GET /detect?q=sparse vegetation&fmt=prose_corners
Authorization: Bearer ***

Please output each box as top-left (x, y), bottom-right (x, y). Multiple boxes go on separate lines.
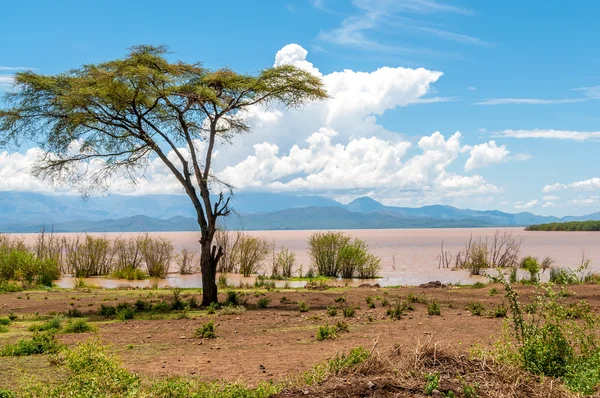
top-left (298, 301), bottom-right (309, 312)
top-left (427, 301), bottom-right (441, 316)
top-left (196, 320), bottom-right (217, 339)
top-left (467, 301), bottom-right (485, 316)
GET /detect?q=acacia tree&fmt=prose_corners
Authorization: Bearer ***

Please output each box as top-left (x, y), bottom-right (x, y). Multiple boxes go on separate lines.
top-left (0, 46), bottom-right (326, 304)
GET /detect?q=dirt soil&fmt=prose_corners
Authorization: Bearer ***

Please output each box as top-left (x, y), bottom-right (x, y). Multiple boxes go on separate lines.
top-left (1, 283), bottom-right (599, 391)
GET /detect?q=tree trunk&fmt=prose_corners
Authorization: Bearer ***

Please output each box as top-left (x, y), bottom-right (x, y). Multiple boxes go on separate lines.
top-left (200, 237), bottom-right (221, 306)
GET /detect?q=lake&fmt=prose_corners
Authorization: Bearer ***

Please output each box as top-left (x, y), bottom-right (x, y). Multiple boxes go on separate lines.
top-left (14, 227), bottom-right (597, 288)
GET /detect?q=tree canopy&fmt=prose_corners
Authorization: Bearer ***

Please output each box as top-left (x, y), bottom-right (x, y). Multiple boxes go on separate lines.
top-left (0, 45), bottom-right (327, 304)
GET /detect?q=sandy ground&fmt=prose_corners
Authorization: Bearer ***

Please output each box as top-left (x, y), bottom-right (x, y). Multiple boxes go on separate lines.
top-left (1, 283), bottom-right (598, 389)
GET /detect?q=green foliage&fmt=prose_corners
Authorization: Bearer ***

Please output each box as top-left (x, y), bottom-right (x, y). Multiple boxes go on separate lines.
top-left (206, 302), bottom-right (220, 314)
top-left (0, 249), bottom-right (59, 286)
top-left (495, 279), bottom-right (600, 395)
top-left (427, 301), bottom-right (441, 316)
top-left (407, 293), bottom-right (428, 303)
top-left (307, 232), bottom-right (381, 278)
top-left (169, 289), bottom-right (186, 311)
top-left (334, 295), bottom-right (346, 303)
top-left (110, 267), bottom-right (147, 280)
top-left (256, 297), bottom-right (270, 308)
top-left (342, 305), bottom-right (355, 318)
top-left (233, 235), bottom-right (271, 277)
top-left (0, 282), bottom-right (22, 293)
top-left (489, 287), bottom-right (498, 296)
top-left (63, 318), bottom-right (95, 333)
top-left (116, 305), bottom-right (135, 321)
top-left (387, 299), bottom-right (407, 320)
top-left (520, 256), bottom-right (540, 283)
top-left (0, 331), bottom-right (62, 356)
top-left (298, 301), bottom-right (309, 312)
top-left (0, 389), bottom-right (15, 398)
top-left (218, 305), bottom-right (246, 315)
top-left (467, 301), bottom-right (485, 316)
top-left (0, 317), bottom-right (11, 326)
top-left (316, 324), bottom-right (337, 341)
top-left (326, 306), bottom-right (338, 316)
top-left (196, 320), bottom-right (216, 339)
top-left (491, 303), bottom-right (508, 318)
top-left (526, 220), bottom-right (600, 231)
top-left (225, 290), bottom-right (239, 306)
top-left (471, 282), bottom-right (486, 289)
top-left (0, 325), bottom-right (8, 333)
top-left (424, 373), bottom-right (440, 396)
top-left (28, 316), bottom-right (62, 332)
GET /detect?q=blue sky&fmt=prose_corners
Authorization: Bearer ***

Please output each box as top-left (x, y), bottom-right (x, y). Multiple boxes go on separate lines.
top-left (1, 0), bottom-right (599, 217)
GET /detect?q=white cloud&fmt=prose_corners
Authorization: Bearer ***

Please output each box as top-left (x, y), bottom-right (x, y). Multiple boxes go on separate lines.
top-left (0, 75), bottom-right (15, 90)
top-left (0, 44), bottom-right (510, 208)
top-left (464, 140), bottom-right (509, 171)
top-left (468, 86), bottom-right (476, 91)
top-left (574, 85), bottom-right (600, 98)
top-left (542, 202), bottom-right (557, 208)
top-left (494, 129), bottom-right (600, 142)
top-left (514, 199), bottom-right (539, 210)
top-left (474, 98), bottom-right (586, 105)
top-left (567, 196), bottom-right (600, 206)
top-left (543, 195), bottom-right (559, 201)
top-left (543, 178), bottom-right (600, 193)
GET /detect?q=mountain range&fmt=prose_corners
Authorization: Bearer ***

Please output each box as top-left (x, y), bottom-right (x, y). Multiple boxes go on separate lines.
top-left (0, 191), bottom-right (599, 233)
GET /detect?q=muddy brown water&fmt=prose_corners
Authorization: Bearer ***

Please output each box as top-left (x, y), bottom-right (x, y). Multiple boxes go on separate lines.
top-left (13, 227), bottom-right (600, 288)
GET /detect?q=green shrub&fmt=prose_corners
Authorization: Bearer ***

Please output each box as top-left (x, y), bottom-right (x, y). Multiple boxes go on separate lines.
top-left (152, 301), bottom-right (171, 313)
top-left (491, 303), bottom-right (508, 318)
top-left (170, 289), bottom-right (186, 310)
top-left (489, 287), bottom-right (498, 296)
top-left (387, 299), bottom-right (407, 320)
top-left (28, 316), bottom-right (62, 332)
top-left (206, 302), bottom-right (220, 314)
top-left (195, 320), bottom-right (216, 339)
top-left (225, 290), bottom-right (239, 306)
top-left (135, 299), bottom-right (152, 311)
top-left (63, 319), bottom-right (95, 333)
top-left (219, 305), bottom-right (246, 316)
top-left (99, 304), bottom-right (117, 317)
top-left (0, 317), bottom-right (11, 326)
top-left (316, 324), bottom-right (337, 341)
top-left (298, 301), bottom-right (309, 312)
top-left (0, 331), bottom-right (62, 356)
top-left (334, 295), bottom-right (346, 303)
top-left (427, 301), bottom-right (441, 316)
top-left (116, 307), bottom-right (135, 321)
top-left (326, 306), bottom-right (338, 316)
top-left (66, 308), bottom-right (83, 317)
top-left (111, 267), bottom-right (147, 280)
top-left (424, 373), bottom-right (440, 396)
top-left (7, 313), bottom-right (17, 321)
top-left (467, 301), bottom-right (485, 316)
top-left (0, 283), bottom-right (22, 293)
top-left (407, 293), bottom-right (427, 303)
top-left (0, 325), bottom-right (8, 333)
top-left (327, 347), bottom-right (369, 375)
top-left (0, 389), bottom-right (15, 398)
top-left (256, 297), bottom-right (270, 308)
top-left (520, 256), bottom-right (540, 283)
top-left (342, 305), bottom-right (355, 318)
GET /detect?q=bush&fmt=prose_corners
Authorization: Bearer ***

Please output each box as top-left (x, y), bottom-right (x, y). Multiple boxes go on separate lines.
top-left (111, 266), bottom-right (147, 280)
top-left (491, 303), bottom-right (508, 318)
top-left (387, 299), bottom-right (407, 320)
top-left (170, 289), bottom-right (186, 311)
top-left (520, 256), bottom-right (540, 283)
top-left (116, 306), bottom-right (135, 321)
top-left (495, 280), bottom-right (600, 395)
top-left (326, 306), bottom-right (338, 316)
top-left (66, 308), bottom-right (83, 317)
top-left (196, 320), bottom-right (216, 339)
top-left (342, 305), bottom-right (355, 318)
top-left (140, 235), bottom-right (173, 278)
top-left (232, 235), bottom-right (270, 277)
top-left (298, 301), bottom-right (309, 312)
top-left (28, 316), bottom-right (62, 332)
top-left (308, 232), bottom-right (381, 278)
top-left (0, 317), bottom-right (11, 326)
top-left (467, 301), bottom-right (485, 316)
top-left (0, 331), bottom-right (62, 356)
top-left (427, 301), bottom-right (441, 316)
top-left (256, 297), bottom-right (270, 308)
top-left (225, 291), bottom-right (240, 306)
top-left (63, 319), bottom-right (95, 333)
top-left (316, 324), bottom-right (337, 341)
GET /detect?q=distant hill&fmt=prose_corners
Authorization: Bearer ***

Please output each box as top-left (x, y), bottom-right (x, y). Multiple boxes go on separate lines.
top-left (1, 192), bottom-right (599, 233)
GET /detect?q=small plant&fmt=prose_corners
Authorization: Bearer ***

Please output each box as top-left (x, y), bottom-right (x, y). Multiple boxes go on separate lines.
top-left (467, 301), bottom-right (485, 316)
top-left (424, 372), bottom-right (440, 396)
top-left (298, 301), bottom-right (309, 312)
top-left (316, 324), bottom-right (337, 341)
top-left (219, 305), bottom-right (246, 315)
top-left (462, 382), bottom-right (479, 398)
top-left (335, 321), bottom-right (349, 333)
top-left (225, 290), bottom-right (239, 306)
top-left (0, 331), bottom-right (62, 356)
top-left (8, 313), bottom-right (18, 321)
top-left (28, 316), bottom-right (62, 332)
top-left (256, 297), bottom-right (270, 308)
top-left (280, 296), bottom-right (293, 304)
top-left (0, 317), bottom-right (11, 326)
top-left (170, 289), bottom-right (186, 310)
top-left (151, 301), bottom-right (171, 313)
top-left (334, 295), bottom-right (346, 303)
top-left (326, 306), bottom-right (338, 316)
top-left (187, 296), bottom-right (199, 309)
top-left (381, 297), bottom-right (389, 307)
top-left (195, 320), bottom-right (216, 339)
top-left (491, 303), bottom-right (508, 318)
top-left (99, 304), bottom-right (117, 317)
top-left (427, 301), bottom-right (441, 316)
top-left (206, 302), bottom-right (220, 314)
top-left (520, 256), bottom-right (540, 283)
top-left (116, 307), bottom-right (135, 321)
top-left (387, 299), bottom-right (406, 320)
top-left (407, 293), bottom-right (428, 303)
top-left (342, 305), bottom-right (355, 318)
top-left (66, 308), bottom-right (83, 318)
top-left (489, 287), bottom-right (498, 296)
top-left (63, 319), bottom-right (95, 333)
top-left (471, 282), bottom-right (486, 289)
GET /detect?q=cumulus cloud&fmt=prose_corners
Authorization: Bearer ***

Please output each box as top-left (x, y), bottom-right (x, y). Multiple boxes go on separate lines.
top-left (464, 140), bottom-right (509, 171)
top-left (567, 196), bottom-right (600, 206)
top-left (543, 178), bottom-right (600, 193)
top-left (543, 195), bottom-right (560, 201)
top-left (514, 199), bottom-right (539, 210)
top-left (494, 129), bottom-right (600, 141)
top-left (0, 44), bottom-right (512, 207)
top-left (542, 202), bottom-right (557, 208)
